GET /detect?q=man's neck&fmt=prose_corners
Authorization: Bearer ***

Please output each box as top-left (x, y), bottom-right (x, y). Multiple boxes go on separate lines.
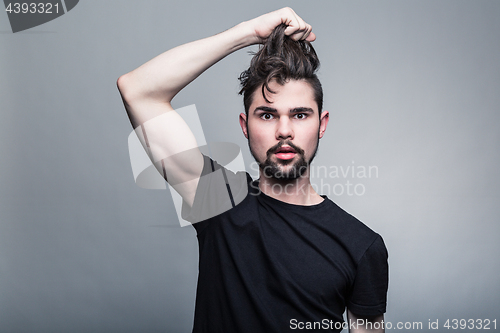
top-left (258, 170), bottom-right (324, 206)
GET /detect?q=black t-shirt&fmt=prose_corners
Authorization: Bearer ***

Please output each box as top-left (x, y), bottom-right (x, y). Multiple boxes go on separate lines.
top-left (183, 156), bottom-right (388, 333)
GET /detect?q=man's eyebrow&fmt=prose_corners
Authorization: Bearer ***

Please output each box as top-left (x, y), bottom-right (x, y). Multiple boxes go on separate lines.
top-left (253, 106), bottom-right (315, 114)
top-left (290, 107), bottom-right (314, 113)
top-left (253, 106), bottom-right (277, 113)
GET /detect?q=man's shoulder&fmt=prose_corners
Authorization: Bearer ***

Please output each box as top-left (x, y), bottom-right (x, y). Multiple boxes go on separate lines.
top-left (321, 197), bottom-right (384, 254)
top-left (324, 198), bottom-right (376, 231)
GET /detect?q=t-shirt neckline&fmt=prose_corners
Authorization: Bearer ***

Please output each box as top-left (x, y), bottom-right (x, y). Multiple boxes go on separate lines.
top-left (252, 180), bottom-right (329, 210)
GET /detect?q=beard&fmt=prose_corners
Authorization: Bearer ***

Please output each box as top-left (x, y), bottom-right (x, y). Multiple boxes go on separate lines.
top-left (248, 132), bottom-right (320, 181)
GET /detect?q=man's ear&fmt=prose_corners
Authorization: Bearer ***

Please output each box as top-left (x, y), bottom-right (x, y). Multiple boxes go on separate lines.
top-left (319, 110), bottom-right (329, 139)
top-left (239, 113), bottom-right (248, 139)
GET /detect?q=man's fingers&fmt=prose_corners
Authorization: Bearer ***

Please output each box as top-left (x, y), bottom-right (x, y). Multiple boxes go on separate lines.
top-left (305, 31), bottom-right (316, 42)
top-left (302, 24), bottom-right (315, 41)
top-left (252, 7), bottom-right (315, 43)
top-left (285, 23), bottom-right (314, 42)
top-left (299, 24), bottom-right (313, 41)
top-left (281, 8), bottom-right (314, 42)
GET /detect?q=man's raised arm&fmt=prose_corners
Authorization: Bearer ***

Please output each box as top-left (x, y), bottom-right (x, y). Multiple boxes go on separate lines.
top-left (117, 7), bottom-right (315, 206)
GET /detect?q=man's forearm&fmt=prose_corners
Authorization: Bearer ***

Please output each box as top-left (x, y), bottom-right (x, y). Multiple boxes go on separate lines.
top-left (118, 21), bottom-right (256, 107)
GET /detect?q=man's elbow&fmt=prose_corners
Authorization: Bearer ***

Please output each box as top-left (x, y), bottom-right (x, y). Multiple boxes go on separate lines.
top-left (117, 73), bottom-right (136, 102)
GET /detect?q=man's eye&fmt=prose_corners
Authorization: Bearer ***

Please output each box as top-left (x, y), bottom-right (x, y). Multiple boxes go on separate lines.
top-left (261, 113), bottom-right (274, 120)
top-left (294, 113), bottom-right (307, 119)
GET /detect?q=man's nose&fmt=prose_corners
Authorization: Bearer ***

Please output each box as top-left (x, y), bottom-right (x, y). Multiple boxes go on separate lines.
top-left (276, 117), bottom-right (294, 140)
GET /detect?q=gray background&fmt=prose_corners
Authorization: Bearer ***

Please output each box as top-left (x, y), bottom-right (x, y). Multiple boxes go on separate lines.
top-left (1, 0), bottom-right (499, 332)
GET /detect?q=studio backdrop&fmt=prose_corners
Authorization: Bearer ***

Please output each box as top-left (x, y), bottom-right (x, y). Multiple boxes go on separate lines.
top-left (1, 0), bottom-right (499, 332)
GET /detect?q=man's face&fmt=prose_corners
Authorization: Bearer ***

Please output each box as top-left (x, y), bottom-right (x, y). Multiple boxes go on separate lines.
top-left (239, 79), bottom-right (329, 180)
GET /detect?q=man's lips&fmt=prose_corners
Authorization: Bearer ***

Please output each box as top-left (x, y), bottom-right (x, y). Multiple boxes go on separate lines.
top-left (274, 146), bottom-right (296, 160)
top-left (275, 152), bottom-right (296, 160)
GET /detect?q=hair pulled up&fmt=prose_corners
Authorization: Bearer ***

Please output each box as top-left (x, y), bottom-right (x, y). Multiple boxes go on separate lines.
top-left (238, 23), bottom-right (323, 114)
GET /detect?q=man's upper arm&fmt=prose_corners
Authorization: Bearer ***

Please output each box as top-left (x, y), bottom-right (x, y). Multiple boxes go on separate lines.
top-left (347, 235), bottom-right (389, 315)
top-left (118, 76), bottom-right (203, 206)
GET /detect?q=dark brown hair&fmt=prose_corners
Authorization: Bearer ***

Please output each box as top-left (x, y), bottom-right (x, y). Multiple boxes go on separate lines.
top-left (238, 23), bottom-right (323, 115)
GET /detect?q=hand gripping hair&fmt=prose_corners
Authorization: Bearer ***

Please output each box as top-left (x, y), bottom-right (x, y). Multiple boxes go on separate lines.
top-left (238, 23), bottom-right (323, 115)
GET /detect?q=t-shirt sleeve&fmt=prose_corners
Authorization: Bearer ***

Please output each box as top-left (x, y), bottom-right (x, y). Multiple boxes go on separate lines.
top-left (347, 234), bottom-right (389, 316)
top-left (181, 154), bottom-right (248, 228)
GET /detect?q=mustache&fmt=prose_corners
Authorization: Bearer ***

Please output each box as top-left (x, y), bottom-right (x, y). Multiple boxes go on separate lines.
top-left (266, 140), bottom-right (305, 158)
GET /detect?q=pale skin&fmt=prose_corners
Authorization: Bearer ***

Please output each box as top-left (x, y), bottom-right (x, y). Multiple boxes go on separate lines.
top-left (117, 7), bottom-right (383, 332)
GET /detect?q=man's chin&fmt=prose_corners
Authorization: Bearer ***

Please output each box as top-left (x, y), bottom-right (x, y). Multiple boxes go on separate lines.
top-left (261, 160), bottom-right (309, 180)
top-left (271, 155), bottom-right (296, 165)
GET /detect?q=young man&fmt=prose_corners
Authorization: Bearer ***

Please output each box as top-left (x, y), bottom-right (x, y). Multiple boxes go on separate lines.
top-left (118, 8), bottom-right (388, 333)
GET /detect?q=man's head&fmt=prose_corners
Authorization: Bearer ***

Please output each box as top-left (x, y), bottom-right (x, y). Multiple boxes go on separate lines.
top-left (238, 24), bottom-right (328, 181)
